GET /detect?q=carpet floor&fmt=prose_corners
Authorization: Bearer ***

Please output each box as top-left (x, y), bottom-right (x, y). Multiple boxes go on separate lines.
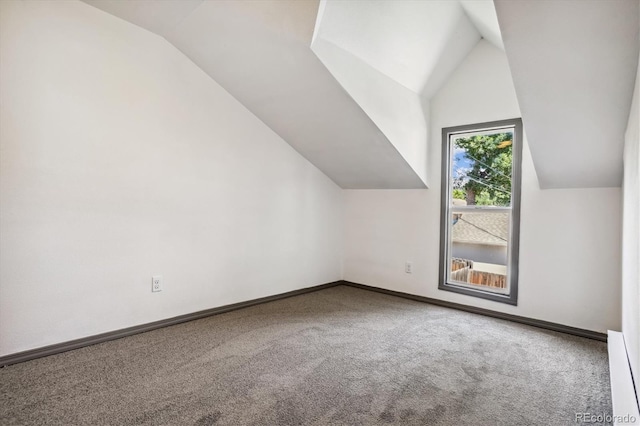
top-left (0, 285), bottom-right (611, 425)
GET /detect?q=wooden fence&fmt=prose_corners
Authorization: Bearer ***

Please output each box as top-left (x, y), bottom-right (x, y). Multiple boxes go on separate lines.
top-left (450, 260), bottom-right (506, 289)
top-left (451, 258), bottom-right (473, 271)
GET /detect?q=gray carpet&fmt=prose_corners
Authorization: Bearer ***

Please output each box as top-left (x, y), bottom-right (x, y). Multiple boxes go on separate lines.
top-left (0, 285), bottom-right (611, 425)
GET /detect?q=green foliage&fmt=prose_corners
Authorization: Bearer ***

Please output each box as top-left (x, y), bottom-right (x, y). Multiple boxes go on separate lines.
top-left (474, 191), bottom-right (498, 206)
top-left (454, 132), bottom-right (513, 206)
top-left (452, 188), bottom-right (466, 200)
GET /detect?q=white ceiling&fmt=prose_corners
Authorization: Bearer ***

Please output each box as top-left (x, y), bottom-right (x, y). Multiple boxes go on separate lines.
top-left (314, 1), bottom-right (472, 94)
top-left (84, 0), bottom-right (203, 37)
top-left (495, 0), bottom-right (639, 188)
top-left (313, 0), bottom-right (501, 96)
top-left (82, 0), bottom-right (426, 189)
top-left (311, 0), bottom-right (502, 186)
top-left (82, 0), bottom-right (639, 190)
top-left (459, 0), bottom-right (503, 51)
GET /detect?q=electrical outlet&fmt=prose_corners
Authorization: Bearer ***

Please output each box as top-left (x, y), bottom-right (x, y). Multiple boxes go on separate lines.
top-left (152, 275), bottom-right (163, 292)
top-left (405, 262), bottom-right (412, 274)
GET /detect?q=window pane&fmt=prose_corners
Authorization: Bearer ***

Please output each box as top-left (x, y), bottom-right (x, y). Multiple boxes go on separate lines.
top-left (447, 211), bottom-right (510, 294)
top-left (440, 119), bottom-right (521, 305)
top-left (450, 131), bottom-right (513, 208)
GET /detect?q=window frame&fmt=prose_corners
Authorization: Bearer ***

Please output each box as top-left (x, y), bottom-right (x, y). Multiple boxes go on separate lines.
top-left (438, 118), bottom-right (523, 306)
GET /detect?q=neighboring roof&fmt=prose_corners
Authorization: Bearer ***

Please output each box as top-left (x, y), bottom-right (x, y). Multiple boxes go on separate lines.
top-left (452, 212), bottom-right (508, 246)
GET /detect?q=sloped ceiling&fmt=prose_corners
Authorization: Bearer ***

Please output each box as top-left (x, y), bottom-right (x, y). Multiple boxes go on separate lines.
top-left (83, 0), bottom-right (639, 190)
top-left (311, 0), bottom-right (502, 187)
top-left (313, 1), bottom-right (503, 97)
top-left (495, 0), bottom-right (639, 188)
top-left (459, 0), bottom-right (503, 51)
top-left (83, 0), bottom-right (203, 36)
top-left (83, 0), bottom-right (426, 189)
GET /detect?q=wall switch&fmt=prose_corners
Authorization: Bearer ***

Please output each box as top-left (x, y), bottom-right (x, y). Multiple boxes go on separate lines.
top-left (152, 275), bottom-right (163, 292)
top-left (405, 262), bottom-right (412, 274)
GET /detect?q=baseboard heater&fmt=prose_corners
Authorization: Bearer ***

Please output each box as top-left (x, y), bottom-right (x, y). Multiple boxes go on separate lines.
top-left (608, 331), bottom-right (640, 425)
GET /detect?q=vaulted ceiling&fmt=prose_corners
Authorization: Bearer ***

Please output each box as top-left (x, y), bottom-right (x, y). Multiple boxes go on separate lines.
top-left (311, 0), bottom-right (502, 187)
top-left (496, 0), bottom-right (639, 188)
top-left (84, 0), bottom-right (426, 189)
top-left (84, 0), bottom-right (639, 190)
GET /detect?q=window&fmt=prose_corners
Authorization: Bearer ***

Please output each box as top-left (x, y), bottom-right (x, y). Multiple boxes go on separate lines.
top-left (439, 118), bottom-right (522, 305)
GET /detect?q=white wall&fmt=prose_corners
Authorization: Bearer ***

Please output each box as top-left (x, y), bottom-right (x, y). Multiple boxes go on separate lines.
top-left (344, 40), bottom-right (622, 333)
top-left (0, 0), bottom-right (343, 357)
top-left (622, 30), bottom-right (640, 396)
